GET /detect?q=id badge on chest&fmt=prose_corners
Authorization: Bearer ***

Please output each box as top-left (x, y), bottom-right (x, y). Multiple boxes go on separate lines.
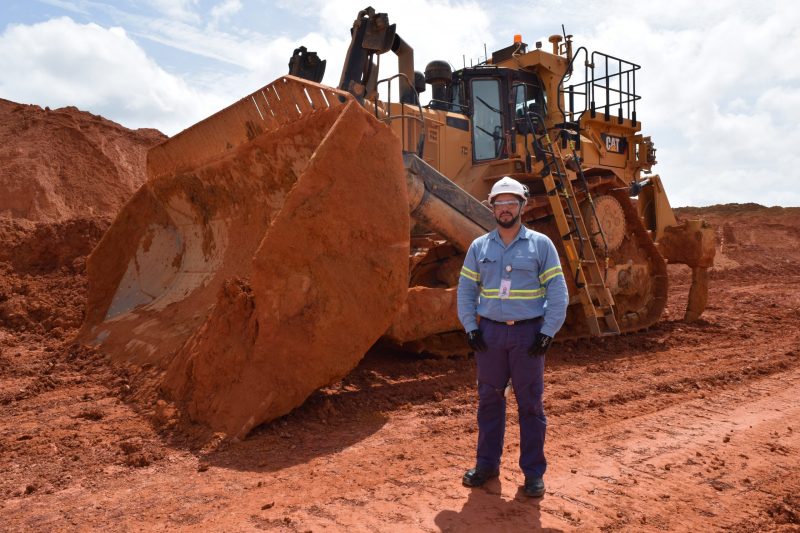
top-left (499, 278), bottom-right (512, 299)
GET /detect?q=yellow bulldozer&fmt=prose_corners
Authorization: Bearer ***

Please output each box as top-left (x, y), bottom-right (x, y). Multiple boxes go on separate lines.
top-left (78, 8), bottom-right (715, 438)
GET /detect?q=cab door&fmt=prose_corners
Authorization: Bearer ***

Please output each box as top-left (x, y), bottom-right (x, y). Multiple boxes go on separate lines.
top-left (470, 78), bottom-right (504, 162)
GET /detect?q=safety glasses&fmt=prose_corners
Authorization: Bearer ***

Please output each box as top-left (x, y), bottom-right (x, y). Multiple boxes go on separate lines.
top-left (492, 200), bottom-right (522, 209)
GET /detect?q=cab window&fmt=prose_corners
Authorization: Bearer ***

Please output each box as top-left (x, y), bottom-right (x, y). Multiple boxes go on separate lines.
top-left (513, 83), bottom-right (545, 120)
top-left (471, 79), bottom-right (503, 161)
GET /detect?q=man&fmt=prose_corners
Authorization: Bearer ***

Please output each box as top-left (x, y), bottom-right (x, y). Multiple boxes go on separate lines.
top-left (457, 176), bottom-right (569, 498)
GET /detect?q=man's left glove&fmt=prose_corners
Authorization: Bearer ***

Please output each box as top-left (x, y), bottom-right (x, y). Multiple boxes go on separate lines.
top-left (466, 329), bottom-right (488, 352)
top-left (528, 332), bottom-right (553, 357)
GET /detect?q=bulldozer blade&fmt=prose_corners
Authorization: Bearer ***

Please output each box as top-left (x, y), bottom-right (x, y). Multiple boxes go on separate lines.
top-left (78, 77), bottom-right (410, 438)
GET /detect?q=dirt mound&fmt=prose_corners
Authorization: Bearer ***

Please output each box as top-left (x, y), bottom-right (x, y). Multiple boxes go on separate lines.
top-left (0, 98), bottom-right (161, 338)
top-left (0, 98), bottom-right (165, 223)
top-left (0, 217), bottom-right (109, 335)
top-left (0, 216), bottom-right (109, 273)
top-left (0, 261), bottom-right (86, 336)
top-left (676, 204), bottom-right (800, 279)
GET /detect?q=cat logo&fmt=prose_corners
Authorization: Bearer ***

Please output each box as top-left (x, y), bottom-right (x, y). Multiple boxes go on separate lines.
top-left (601, 133), bottom-right (627, 154)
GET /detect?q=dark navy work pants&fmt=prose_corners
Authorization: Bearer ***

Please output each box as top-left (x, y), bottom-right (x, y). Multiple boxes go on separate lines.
top-left (475, 318), bottom-right (547, 478)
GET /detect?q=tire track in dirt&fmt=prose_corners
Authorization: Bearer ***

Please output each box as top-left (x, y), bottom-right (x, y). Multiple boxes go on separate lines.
top-left (542, 365), bottom-right (800, 531)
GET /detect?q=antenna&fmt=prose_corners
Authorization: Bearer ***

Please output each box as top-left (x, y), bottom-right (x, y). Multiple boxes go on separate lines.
top-left (561, 24), bottom-right (573, 73)
top-left (484, 43), bottom-right (487, 63)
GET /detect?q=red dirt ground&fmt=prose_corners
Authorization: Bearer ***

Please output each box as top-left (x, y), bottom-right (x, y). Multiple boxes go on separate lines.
top-left (1, 101), bottom-right (799, 531)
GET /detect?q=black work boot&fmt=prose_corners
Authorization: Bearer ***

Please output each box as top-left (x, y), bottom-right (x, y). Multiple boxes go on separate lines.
top-left (462, 467), bottom-right (499, 487)
top-left (523, 476), bottom-right (545, 498)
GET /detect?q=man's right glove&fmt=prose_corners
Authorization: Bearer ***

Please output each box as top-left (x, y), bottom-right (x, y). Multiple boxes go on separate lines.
top-left (528, 332), bottom-right (553, 357)
top-left (466, 329), bottom-right (488, 352)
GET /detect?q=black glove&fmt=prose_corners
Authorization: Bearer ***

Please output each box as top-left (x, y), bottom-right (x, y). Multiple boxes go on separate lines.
top-left (528, 332), bottom-right (553, 357)
top-left (466, 329), bottom-right (488, 352)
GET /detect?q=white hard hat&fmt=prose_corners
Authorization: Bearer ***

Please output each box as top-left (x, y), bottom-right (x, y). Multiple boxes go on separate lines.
top-left (488, 176), bottom-right (528, 203)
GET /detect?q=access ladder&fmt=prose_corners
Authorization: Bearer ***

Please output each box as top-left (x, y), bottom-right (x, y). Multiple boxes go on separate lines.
top-left (531, 128), bottom-right (620, 336)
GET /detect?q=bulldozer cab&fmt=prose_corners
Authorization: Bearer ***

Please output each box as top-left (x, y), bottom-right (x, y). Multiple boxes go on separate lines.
top-left (448, 48), bottom-right (641, 171)
top-left (410, 60), bottom-right (547, 164)
top-left (456, 67), bottom-right (547, 163)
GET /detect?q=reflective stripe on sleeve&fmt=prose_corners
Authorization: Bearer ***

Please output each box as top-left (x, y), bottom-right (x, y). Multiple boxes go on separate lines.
top-left (460, 266), bottom-right (480, 282)
top-left (539, 266), bottom-right (563, 284)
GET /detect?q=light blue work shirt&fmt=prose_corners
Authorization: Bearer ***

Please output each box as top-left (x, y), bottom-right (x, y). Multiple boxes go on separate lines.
top-left (457, 224), bottom-right (569, 338)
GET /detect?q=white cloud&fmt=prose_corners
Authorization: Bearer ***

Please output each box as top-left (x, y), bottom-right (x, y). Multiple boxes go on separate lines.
top-left (37, 0), bottom-right (89, 15)
top-left (120, 16), bottom-right (347, 107)
top-left (210, 0), bottom-right (242, 25)
top-left (122, 0), bottom-right (492, 88)
top-left (146, 0), bottom-right (200, 24)
top-left (130, 16), bottom-right (267, 68)
top-left (0, 17), bottom-right (225, 134)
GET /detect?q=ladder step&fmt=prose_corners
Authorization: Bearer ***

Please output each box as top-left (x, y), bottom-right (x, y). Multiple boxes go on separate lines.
top-left (562, 230), bottom-right (588, 240)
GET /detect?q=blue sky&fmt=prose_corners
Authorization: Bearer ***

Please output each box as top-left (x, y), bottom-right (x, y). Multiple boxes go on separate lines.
top-left (1, 0), bottom-right (798, 206)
